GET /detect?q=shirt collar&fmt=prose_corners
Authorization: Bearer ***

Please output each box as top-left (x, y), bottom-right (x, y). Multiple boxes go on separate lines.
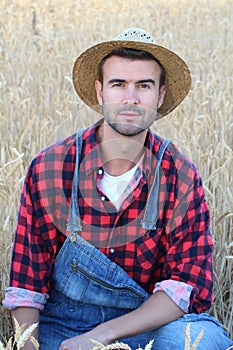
top-left (81, 121), bottom-right (164, 177)
top-left (143, 128), bottom-right (164, 176)
top-left (81, 119), bottom-right (104, 176)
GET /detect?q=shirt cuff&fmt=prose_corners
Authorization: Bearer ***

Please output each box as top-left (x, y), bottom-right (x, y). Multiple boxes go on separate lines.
top-left (2, 287), bottom-right (49, 311)
top-left (153, 280), bottom-right (193, 313)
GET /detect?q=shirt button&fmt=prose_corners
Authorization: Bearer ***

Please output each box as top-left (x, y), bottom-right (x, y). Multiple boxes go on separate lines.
top-left (110, 248), bottom-right (115, 254)
top-left (101, 196), bottom-right (106, 201)
top-left (98, 168), bottom-right (103, 175)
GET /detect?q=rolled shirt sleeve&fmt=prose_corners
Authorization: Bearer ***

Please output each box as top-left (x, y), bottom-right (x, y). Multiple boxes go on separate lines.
top-left (153, 280), bottom-right (194, 313)
top-left (3, 287), bottom-right (49, 310)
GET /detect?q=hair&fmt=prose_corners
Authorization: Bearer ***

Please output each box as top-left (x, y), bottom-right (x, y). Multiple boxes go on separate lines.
top-left (98, 47), bottom-right (166, 88)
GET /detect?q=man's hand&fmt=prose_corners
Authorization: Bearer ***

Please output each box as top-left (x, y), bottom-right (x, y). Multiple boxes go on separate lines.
top-left (59, 334), bottom-right (93, 350)
top-left (59, 324), bottom-right (111, 350)
top-left (58, 291), bottom-right (184, 350)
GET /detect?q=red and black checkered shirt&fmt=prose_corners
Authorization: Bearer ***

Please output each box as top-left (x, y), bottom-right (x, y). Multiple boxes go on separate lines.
top-left (9, 121), bottom-right (214, 313)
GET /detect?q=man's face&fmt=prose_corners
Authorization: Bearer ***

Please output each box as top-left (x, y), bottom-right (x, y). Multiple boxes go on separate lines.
top-left (95, 56), bottom-right (166, 137)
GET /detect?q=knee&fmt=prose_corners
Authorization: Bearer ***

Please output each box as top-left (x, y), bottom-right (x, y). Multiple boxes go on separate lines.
top-left (153, 313), bottom-right (233, 350)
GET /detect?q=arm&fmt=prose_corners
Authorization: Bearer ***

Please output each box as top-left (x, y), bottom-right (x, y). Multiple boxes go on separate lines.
top-left (157, 144), bottom-right (214, 313)
top-left (59, 291), bottom-right (184, 350)
top-left (3, 156), bottom-right (61, 347)
top-left (11, 307), bottom-right (39, 350)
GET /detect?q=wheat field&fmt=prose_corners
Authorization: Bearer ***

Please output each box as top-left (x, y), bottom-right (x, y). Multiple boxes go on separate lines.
top-left (0, 0), bottom-right (232, 344)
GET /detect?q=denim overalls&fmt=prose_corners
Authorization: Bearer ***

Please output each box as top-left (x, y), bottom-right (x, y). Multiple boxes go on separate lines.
top-left (39, 130), bottom-right (233, 350)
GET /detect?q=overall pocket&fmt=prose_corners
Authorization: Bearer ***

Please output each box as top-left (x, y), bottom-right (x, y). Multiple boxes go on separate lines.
top-left (52, 233), bottom-right (149, 309)
top-left (68, 257), bottom-right (147, 309)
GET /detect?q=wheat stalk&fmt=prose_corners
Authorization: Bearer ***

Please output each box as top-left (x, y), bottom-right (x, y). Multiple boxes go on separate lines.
top-left (191, 330), bottom-right (204, 350)
top-left (90, 339), bottom-right (154, 350)
top-left (184, 323), bottom-right (191, 350)
top-left (184, 323), bottom-right (204, 350)
top-left (143, 340), bottom-right (154, 350)
top-left (91, 340), bottom-right (132, 349)
top-left (0, 0), bottom-right (232, 341)
top-left (91, 328), bottom-right (205, 350)
top-left (16, 323), bottom-right (39, 349)
top-left (0, 318), bottom-right (39, 350)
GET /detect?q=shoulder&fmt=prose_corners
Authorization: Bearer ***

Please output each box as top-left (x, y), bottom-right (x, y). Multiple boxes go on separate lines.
top-left (26, 133), bottom-right (78, 180)
top-left (149, 130), bottom-right (201, 182)
top-left (167, 141), bottom-right (198, 173)
top-left (37, 132), bottom-right (77, 158)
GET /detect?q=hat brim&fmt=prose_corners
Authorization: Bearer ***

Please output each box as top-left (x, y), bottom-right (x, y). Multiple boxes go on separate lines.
top-left (72, 40), bottom-right (191, 119)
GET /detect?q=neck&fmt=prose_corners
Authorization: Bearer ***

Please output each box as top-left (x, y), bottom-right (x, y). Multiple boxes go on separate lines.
top-left (97, 122), bottom-right (147, 176)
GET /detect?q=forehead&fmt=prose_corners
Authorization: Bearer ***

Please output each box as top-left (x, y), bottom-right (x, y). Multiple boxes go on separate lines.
top-left (101, 56), bottom-right (161, 80)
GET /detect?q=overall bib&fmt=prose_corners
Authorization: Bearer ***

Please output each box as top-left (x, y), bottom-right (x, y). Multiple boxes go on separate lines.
top-left (39, 130), bottom-right (233, 350)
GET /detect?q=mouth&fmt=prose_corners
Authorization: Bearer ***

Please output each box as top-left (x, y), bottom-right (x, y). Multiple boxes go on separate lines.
top-left (118, 112), bottom-right (141, 118)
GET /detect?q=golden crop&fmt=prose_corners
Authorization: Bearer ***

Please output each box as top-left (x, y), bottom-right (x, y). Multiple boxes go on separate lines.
top-left (0, 0), bottom-right (232, 343)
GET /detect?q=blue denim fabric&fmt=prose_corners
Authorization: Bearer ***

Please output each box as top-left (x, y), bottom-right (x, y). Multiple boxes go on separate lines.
top-left (67, 128), bottom-right (84, 233)
top-left (40, 288), bottom-right (233, 349)
top-left (39, 131), bottom-right (233, 349)
top-left (141, 138), bottom-right (170, 230)
top-left (51, 232), bottom-right (149, 309)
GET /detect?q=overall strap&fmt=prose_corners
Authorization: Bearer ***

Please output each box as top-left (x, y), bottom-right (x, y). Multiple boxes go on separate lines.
top-left (67, 131), bottom-right (170, 232)
top-left (141, 138), bottom-right (171, 230)
top-left (67, 128), bottom-right (84, 233)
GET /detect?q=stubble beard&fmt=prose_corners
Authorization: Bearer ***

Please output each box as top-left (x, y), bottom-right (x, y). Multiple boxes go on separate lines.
top-left (103, 103), bottom-right (158, 137)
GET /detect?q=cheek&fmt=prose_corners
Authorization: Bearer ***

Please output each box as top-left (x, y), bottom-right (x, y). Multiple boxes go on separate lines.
top-left (142, 95), bottom-right (159, 109)
top-left (103, 91), bottom-right (124, 104)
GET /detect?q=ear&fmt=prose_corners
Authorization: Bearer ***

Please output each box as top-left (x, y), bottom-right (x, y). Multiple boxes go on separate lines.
top-left (158, 85), bottom-right (166, 109)
top-left (95, 80), bottom-right (103, 106)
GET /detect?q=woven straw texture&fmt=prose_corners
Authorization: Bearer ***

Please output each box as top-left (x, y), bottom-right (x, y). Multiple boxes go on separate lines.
top-left (73, 30), bottom-right (191, 119)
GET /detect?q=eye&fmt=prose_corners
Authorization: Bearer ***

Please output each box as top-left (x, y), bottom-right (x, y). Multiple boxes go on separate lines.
top-left (112, 82), bottom-right (124, 88)
top-left (138, 83), bottom-right (151, 89)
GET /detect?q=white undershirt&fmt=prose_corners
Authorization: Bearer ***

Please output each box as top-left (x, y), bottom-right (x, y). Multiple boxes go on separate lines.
top-left (100, 163), bottom-right (139, 210)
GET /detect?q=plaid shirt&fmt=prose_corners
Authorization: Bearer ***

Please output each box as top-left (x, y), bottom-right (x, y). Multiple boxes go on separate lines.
top-left (5, 120), bottom-right (214, 313)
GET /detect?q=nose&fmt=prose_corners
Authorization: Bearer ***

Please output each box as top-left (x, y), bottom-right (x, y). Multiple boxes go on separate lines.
top-left (122, 86), bottom-right (139, 104)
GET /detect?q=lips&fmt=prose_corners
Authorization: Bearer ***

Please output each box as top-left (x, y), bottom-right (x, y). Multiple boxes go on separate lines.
top-left (117, 105), bottom-right (144, 115)
top-left (119, 112), bottom-right (141, 117)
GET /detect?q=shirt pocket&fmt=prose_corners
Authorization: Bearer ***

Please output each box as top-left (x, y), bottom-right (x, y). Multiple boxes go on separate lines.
top-left (136, 227), bottom-right (164, 271)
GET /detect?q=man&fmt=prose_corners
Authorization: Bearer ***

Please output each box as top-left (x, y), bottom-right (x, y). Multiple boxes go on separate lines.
top-left (3, 28), bottom-right (233, 349)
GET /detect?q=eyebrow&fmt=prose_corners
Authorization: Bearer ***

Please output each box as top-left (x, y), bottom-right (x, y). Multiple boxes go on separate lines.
top-left (136, 79), bottom-right (156, 85)
top-left (107, 78), bottom-right (156, 86)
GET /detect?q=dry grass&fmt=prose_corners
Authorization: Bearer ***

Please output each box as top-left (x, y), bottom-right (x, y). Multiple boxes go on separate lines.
top-left (91, 339), bottom-right (154, 349)
top-left (0, 0), bottom-right (232, 343)
top-left (0, 323), bottom-right (202, 349)
top-left (0, 318), bottom-right (39, 350)
top-left (91, 323), bottom-right (204, 349)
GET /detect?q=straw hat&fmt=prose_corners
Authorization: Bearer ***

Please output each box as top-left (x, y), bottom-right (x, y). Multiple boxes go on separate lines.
top-left (73, 28), bottom-right (191, 118)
